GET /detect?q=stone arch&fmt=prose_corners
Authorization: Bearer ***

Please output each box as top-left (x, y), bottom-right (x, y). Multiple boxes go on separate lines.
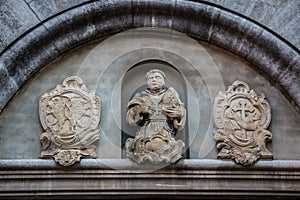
top-left (0, 0), bottom-right (299, 113)
top-left (0, 1), bottom-right (300, 198)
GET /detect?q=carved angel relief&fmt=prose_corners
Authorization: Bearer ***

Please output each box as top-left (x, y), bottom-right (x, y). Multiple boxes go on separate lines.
top-left (39, 76), bottom-right (101, 166)
top-left (213, 81), bottom-right (272, 166)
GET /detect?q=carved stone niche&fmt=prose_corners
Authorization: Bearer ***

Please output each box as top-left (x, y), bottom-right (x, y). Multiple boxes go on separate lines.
top-left (124, 69), bottom-right (186, 164)
top-left (39, 76), bottom-right (101, 167)
top-left (213, 80), bottom-right (273, 166)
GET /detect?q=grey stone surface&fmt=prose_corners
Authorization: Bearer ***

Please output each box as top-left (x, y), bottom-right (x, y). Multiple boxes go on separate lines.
top-left (27, 0), bottom-right (90, 20)
top-left (132, 0), bottom-right (175, 29)
top-left (1, 0), bottom-right (299, 53)
top-left (267, 0), bottom-right (300, 49)
top-left (171, 0), bottom-right (217, 41)
top-left (0, 78), bottom-right (17, 114)
top-left (42, 0), bottom-right (132, 55)
top-left (0, 43), bottom-right (95, 158)
top-left (0, 1), bottom-right (299, 155)
top-left (0, 158), bottom-right (300, 171)
top-left (0, 63), bottom-right (8, 85)
top-left (0, 24), bottom-right (60, 104)
top-left (0, 28), bottom-right (299, 161)
top-left (0, 1), bottom-right (299, 198)
top-left (205, 0), bottom-right (300, 50)
top-left (0, 0), bottom-right (40, 53)
top-left (207, 8), bottom-right (300, 109)
top-left (247, 0), bottom-right (279, 24)
top-left (204, 43), bottom-right (300, 160)
top-left (0, 0), bottom-right (299, 113)
top-left (0, 159), bottom-right (300, 199)
top-left (210, 10), bottom-right (252, 53)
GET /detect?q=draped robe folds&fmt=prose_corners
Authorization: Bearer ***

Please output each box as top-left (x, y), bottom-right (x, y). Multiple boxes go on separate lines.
top-left (125, 86), bottom-right (185, 166)
top-left (126, 87), bottom-right (186, 141)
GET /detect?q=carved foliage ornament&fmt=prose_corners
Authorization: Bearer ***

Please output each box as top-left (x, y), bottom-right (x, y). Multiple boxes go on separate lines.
top-left (39, 76), bottom-right (101, 166)
top-left (213, 81), bottom-right (272, 166)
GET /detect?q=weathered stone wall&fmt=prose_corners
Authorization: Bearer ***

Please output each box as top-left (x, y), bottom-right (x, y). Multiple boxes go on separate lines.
top-left (0, 1), bottom-right (300, 199)
top-left (205, 0), bottom-right (300, 50)
top-left (1, 28), bottom-right (299, 161)
top-left (0, 0), bottom-right (300, 113)
top-left (1, 0), bottom-right (299, 53)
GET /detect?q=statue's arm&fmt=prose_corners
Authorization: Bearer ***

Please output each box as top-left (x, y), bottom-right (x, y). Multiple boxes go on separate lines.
top-left (165, 87), bottom-right (186, 130)
top-left (126, 93), bottom-right (147, 126)
top-left (173, 106), bottom-right (186, 130)
top-left (126, 105), bottom-right (143, 126)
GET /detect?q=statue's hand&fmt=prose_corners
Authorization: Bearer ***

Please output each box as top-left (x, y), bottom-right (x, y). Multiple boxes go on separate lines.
top-left (140, 104), bottom-right (150, 114)
top-left (127, 106), bottom-right (144, 126)
top-left (164, 104), bottom-right (183, 118)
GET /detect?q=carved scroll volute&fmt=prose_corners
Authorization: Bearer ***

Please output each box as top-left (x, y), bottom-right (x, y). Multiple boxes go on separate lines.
top-left (213, 80), bottom-right (273, 166)
top-left (39, 76), bottom-right (101, 166)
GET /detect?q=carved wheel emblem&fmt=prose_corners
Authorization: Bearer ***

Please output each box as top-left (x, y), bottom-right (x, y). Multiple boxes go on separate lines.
top-left (39, 76), bottom-right (101, 166)
top-left (213, 81), bottom-right (272, 166)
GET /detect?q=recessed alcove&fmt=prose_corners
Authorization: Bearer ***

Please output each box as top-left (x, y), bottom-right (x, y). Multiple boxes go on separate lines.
top-left (121, 60), bottom-right (190, 159)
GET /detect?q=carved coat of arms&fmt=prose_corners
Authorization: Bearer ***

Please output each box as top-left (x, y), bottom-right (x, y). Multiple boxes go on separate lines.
top-left (213, 81), bottom-right (272, 166)
top-left (39, 76), bottom-right (101, 166)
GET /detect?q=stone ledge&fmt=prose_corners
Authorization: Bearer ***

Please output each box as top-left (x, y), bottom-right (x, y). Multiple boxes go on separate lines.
top-left (1, 158), bottom-right (300, 170)
top-left (0, 159), bottom-right (299, 199)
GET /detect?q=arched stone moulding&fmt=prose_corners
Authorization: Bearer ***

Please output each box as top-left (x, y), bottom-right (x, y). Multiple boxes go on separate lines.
top-left (0, 1), bottom-right (299, 198)
top-left (0, 0), bottom-right (299, 114)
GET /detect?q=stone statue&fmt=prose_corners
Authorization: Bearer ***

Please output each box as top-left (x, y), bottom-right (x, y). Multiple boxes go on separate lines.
top-left (125, 69), bottom-right (186, 164)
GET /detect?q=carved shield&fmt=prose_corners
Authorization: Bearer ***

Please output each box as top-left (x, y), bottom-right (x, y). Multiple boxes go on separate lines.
top-left (39, 76), bottom-right (101, 166)
top-left (213, 80), bottom-right (272, 166)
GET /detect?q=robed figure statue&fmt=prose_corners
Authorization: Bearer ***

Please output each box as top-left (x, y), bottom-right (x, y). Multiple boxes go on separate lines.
top-left (125, 69), bottom-right (186, 164)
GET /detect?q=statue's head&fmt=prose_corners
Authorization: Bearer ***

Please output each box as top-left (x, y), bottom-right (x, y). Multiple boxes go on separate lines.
top-left (145, 69), bottom-right (166, 92)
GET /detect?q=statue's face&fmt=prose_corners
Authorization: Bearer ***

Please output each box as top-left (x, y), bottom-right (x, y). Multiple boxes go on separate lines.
top-left (146, 72), bottom-right (165, 91)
